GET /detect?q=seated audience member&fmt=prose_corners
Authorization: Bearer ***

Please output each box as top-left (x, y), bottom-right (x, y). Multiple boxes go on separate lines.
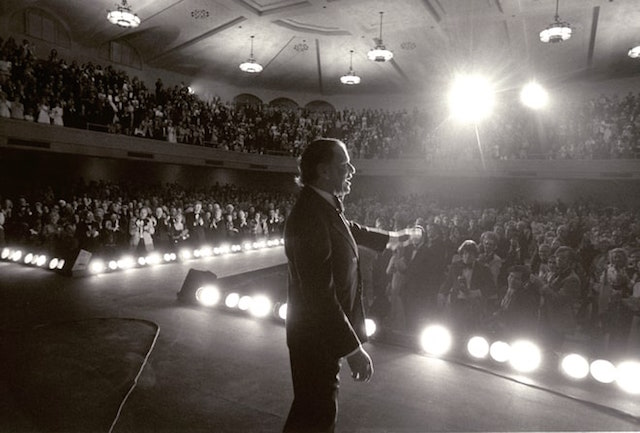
top-left (439, 240), bottom-right (497, 334)
top-left (539, 246), bottom-right (582, 351)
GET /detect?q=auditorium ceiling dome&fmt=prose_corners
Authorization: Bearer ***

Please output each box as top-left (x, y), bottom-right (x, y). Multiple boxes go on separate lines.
top-left (2, 0), bottom-right (640, 95)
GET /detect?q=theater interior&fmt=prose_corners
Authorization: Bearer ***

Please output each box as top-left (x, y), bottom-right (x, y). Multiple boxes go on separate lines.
top-left (1, 0), bottom-right (640, 432)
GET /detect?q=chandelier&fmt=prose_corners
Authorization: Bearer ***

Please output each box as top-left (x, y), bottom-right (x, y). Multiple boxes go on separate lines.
top-left (367, 12), bottom-right (393, 62)
top-left (629, 45), bottom-right (640, 59)
top-left (107, 0), bottom-right (141, 28)
top-left (340, 50), bottom-right (361, 85)
top-left (539, 0), bottom-right (571, 43)
top-left (239, 35), bottom-right (263, 73)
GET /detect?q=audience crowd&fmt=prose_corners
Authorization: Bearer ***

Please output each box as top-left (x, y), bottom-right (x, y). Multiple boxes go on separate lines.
top-left (2, 177), bottom-right (640, 358)
top-left (1, 36), bottom-right (640, 161)
top-left (0, 179), bottom-right (292, 260)
top-left (1, 34), bottom-right (640, 357)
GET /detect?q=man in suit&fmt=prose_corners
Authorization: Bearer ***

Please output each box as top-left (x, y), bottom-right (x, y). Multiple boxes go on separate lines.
top-left (439, 240), bottom-right (497, 335)
top-left (283, 138), bottom-right (419, 433)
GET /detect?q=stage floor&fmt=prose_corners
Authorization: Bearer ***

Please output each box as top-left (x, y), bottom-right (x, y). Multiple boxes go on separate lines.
top-left (0, 246), bottom-right (639, 432)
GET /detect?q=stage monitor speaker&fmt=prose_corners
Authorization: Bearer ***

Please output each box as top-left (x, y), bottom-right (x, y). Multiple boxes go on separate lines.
top-left (59, 249), bottom-right (92, 277)
top-left (177, 268), bottom-right (218, 304)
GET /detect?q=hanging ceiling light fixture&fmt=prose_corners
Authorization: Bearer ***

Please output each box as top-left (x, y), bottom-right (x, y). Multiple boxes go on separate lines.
top-left (367, 11), bottom-right (393, 62)
top-left (539, 0), bottom-right (572, 43)
top-left (628, 45), bottom-right (640, 59)
top-left (239, 35), bottom-right (263, 73)
top-left (107, 0), bottom-right (141, 28)
top-left (340, 50), bottom-right (361, 85)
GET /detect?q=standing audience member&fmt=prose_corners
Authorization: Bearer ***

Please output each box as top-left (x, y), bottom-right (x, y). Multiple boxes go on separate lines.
top-left (492, 265), bottom-right (543, 339)
top-left (130, 207), bottom-right (156, 253)
top-left (439, 240), bottom-right (497, 335)
top-left (596, 248), bottom-right (633, 354)
top-left (539, 246), bottom-right (582, 352)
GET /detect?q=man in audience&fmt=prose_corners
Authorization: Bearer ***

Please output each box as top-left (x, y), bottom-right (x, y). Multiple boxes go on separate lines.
top-left (439, 240), bottom-right (497, 335)
top-left (492, 265), bottom-right (543, 339)
top-left (539, 246), bottom-right (582, 352)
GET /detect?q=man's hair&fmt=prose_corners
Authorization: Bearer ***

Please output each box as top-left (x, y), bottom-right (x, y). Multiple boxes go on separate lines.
top-left (508, 264), bottom-right (531, 280)
top-left (458, 239), bottom-right (479, 255)
top-left (480, 231), bottom-right (498, 244)
top-left (295, 138), bottom-right (342, 187)
top-left (555, 245), bottom-right (576, 262)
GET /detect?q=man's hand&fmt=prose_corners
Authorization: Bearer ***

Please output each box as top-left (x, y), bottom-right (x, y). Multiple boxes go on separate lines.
top-left (387, 227), bottom-right (423, 250)
top-left (346, 347), bottom-right (373, 382)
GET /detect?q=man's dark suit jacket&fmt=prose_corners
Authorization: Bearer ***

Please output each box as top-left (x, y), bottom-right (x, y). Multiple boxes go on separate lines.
top-left (284, 186), bottom-right (389, 358)
top-left (440, 260), bottom-right (497, 300)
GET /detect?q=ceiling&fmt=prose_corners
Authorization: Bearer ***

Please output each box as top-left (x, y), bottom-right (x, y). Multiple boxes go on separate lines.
top-left (2, 0), bottom-right (640, 97)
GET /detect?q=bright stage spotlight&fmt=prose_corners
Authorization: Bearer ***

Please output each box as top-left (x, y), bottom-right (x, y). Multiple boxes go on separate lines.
top-left (117, 256), bottom-right (135, 270)
top-left (238, 295), bottom-right (253, 311)
top-left (48, 257), bottom-right (58, 269)
top-left (616, 361), bottom-right (640, 394)
top-left (509, 340), bottom-right (541, 373)
top-left (278, 303), bottom-right (288, 321)
top-left (138, 257), bottom-right (146, 266)
top-left (561, 353), bottom-right (590, 379)
top-left (179, 249), bottom-right (192, 260)
top-left (520, 81), bottom-right (549, 109)
top-left (36, 255), bottom-right (47, 267)
top-left (145, 253), bottom-right (162, 266)
top-left (420, 324), bottom-right (452, 356)
top-left (489, 341), bottom-right (511, 363)
top-left (12, 250), bottom-right (23, 262)
top-left (195, 285), bottom-right (221, 307)
top-left (448, 74), bottom-right (495, 123)
top-left (225, 292), bottom-right (240, 309)
top-left (249, 295), bottom-right (272, 318)
top-left (1, 248), bottom-right (9, 259)
top-left (24, 253), bottom-right (34, 264)
top-left (89, 260), bottom-right (106, 275)
top-left (365, 318), bottom-right (377, 337)
top-left (467, 336), bottom-right (490, 359)
top-left (590, 359), bottom-right (617, 384)
top-left (108, 260), bottom-right (118, 270)
top-left (56, 259), bottom-right (65, 270)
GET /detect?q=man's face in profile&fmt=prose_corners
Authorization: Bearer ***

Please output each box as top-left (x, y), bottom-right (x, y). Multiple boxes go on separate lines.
top-left (327, 143), bottom-right (355, 197)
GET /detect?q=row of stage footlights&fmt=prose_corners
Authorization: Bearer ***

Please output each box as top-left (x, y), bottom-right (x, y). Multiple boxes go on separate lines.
top-left (0, 239), bottom-right (285, 275)
top-left (3, 242), bottom-right (639, 396)
top-left (189, 283), bottom-right (640, 396)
